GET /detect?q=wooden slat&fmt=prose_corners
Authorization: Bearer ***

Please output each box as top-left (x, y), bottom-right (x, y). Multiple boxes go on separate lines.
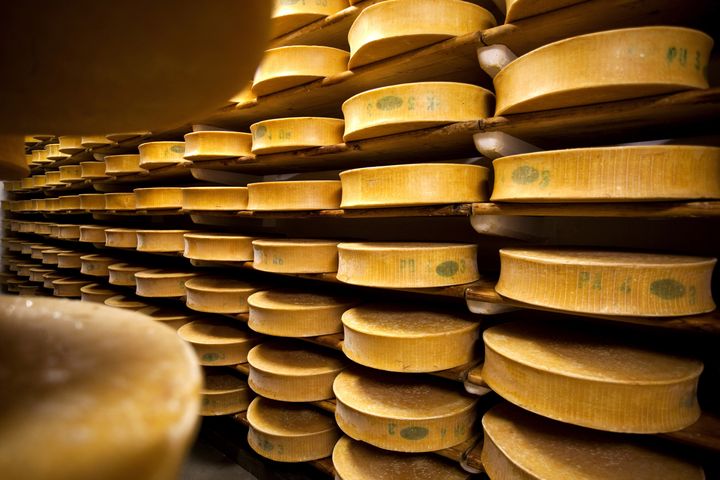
top-left (659, 412), bottom-right (720, 453)
top-left (472, 201), bottom-right (720, 218)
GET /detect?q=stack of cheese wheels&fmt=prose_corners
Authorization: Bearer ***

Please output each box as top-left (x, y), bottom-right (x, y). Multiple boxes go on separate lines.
top-left (337, 242), bottom-right (479, 287)
top-left (491, 145), bottom-right (720, 202)
top-left (79, 225), bottom-right (108, 245)
top-left (493, 27), bottom-right (713, 115)
top-left (80, 161), bottom-right (109, 180)
top-left (177, 319), bottom-right (259, 366)
top-left (495, 248), bottom-right (716, 316)
top-left (183, 276), bottom-right (260, 314)
top-left (333, 436), bottom-right (472, 480)
top-left (104, 154), bottom-right (145, 176)
top-left (481, 403), bottom-right (704, 480)
top-left (248, 289), bottom-right (355, 337)
top-left (135, 270), bottom-right (200, 298)
top-left (57, 136), bottom-right (83, 153)
top-left (104, 192), bottom-right (137, 211)
top-left (250, 118), bottom-right (345, 154)
top-left (200, 368), bottom-right (253, 416)
top-left (181, 187), bottom-right (249, 211)
top-left (57, 252), bottom-right (85, 269)
top-left (503, 0), bottom-right (585, 22)
top-left (79, 254), bottom-right (118, 277)
top-left (80, 284), bottom-right (122, 303)
top-left (341, 305), bottom-right (480, 372)
top-left (247, 180), bottom-right (341, 210)
top-left (0, 297), bottom-right (201, 480)
top-left (270, 0), bottom-right (348, 38)
top-left (251, 46), bottom-right (349, 97)
top-left (59, 165), bottom-right (83, 183)
top-left (138, 141), bottom-right (187, 169)
top-left (104, 295), bottom-right (150, 311)
top-left (347, 0), bottom-right (496, 68)
top-left (481, 320), bottom-right (703, 432)
top-left (45, 171), bottom-right (63, 186)
top-left (134, 187), bottom-right (184, 210)
top-left (343, 82), bottom-right (494, 141)
top-left (247, 341), bottom-right (347, 402)
top-left (105, 228), bottom-right (139, 249)
top-left (108, 263), bottom-right (147, 287)
top-left (183, 131), bottom-right (252, 160)
top-left (79, 193), bottom-right (107, 211)
top-left (80, 135), bottom-right (112, 148)
top-left (137, 306), bottom-right (195, 331)
top-left (52, 277), bottom-right (94, 297)
top-left (334, 368), bottom-right (477, 452)
top-left (253, 239), bottom-right (339, 273)
top-left (246, 397), bottom-right (341, 462)
top-left (340, 163), bottom-right (489, 208)
top-left (45, 143), bottom-right (69, 161)
top-left (136, 230), bottom-right (193, 253)
top-left (183, 233), bottom-right (256, 261)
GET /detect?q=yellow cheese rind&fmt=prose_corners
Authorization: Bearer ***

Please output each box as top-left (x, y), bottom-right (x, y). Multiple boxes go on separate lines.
top-left (494, 27), bottom-right (713, 115)
top-left (342, 82), bottom-right (494, 141)
top-left (57, 223), bottom-right (81, 239)
top-left (79, 225), bottom-right (108, 244)
top-left (482, 403), bottom-right (704, 480)
top-left (41, 249), bottom-right (71, 266)
top-left (135, 270), bottom-right (200, 298)
top-left (58, 196), bottom-right (82, 211)
top-left (80, 284), bottom-right (122, 303)
top-left (184, 276), bottom-right (259, 314)
top-left (31, 149), bottom-right (52, 165)
top-left (105, 228), bottom-right (139, 249)
top-left (80, 135), bottom-right (112, 148)
top-left (80, 161), bottom-right (109, 179)
top-left (348, 0), bottom-right (496, 69)
top-left (136, 230), bottom-right (193, 253)
top-left (270, 0), bottom-right (349, 38)
top-left (250, 117), bottom-right (345, 155)
top-left (45, 171), bottom-right (63, 186)
top-left (181, 187), bottom-right (249, 211)
top-left (482, 321), bottom-right (703, 433)
top-left (183, 131), bottom-right (253, 160)
top-left (32, 175), bottom-right (47, 188)
top-left (201, 369), bottom-right (253, 416)
top-left (108, 263), bottom-right (147, 287)
top-left (177, 319), bottom-right (259, 366)
top-left (491, 145), bottom-right (720, 202)
top-left (29, 245), bottom-right (53, 260)
top-left (247, 180), bottom-right (342, 211)
top-left (80, 254), bottom-right (117, 277)
top-left (59, 165), bottom-right (83, 183)
top-left (104, 193), bottom-right (137, 211)
top-left (504, 0), bottom-right (585, 22)
top-left (138, 142), bottom-right (187, 169)
top-left (247, 397), bottom-right (340, 462)
top-left (134, 187), bottom-right (184, 210)
top-left (52, 277), bottom-right (94, 297)
top-left (183, 233), bottom-right (256, 261)
top-left (57, 252), bottom-right (84, 269)
top-left (29, 267), bottom-right (55, 282)
top-left (57, 135), bottom-right (84, 154)
top-left (496, 248), bottom-right (717, 316)
top-left (337, 242), bottom-right (479, 288)
top-left (42, 273), bottom-right (65, 289)
top-left (104, 295), bottom-right (150, 311)
top-left (340, 163), bottom-right (489, 208)
top-left (104, 154), bottom-right (146, 176)
top-left (79, 194), bottom-right (107, 211)
top-left (17, 263), bottom-right (42, 278)
top-left (45, 143), bottom-right (70, 161)
top-left (253, 239), bottom-right (339, 273)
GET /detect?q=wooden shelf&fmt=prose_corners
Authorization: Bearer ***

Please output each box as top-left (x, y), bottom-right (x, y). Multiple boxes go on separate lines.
top-left (92, 164), bottom-right (194, 188)
top-left (472, 201), bottom-right (720, 218)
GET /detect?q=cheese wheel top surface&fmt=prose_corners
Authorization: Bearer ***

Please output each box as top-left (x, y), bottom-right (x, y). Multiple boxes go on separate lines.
top-left (184, 233), bottom-right (254, 241)
top-left (338, 242), bottom-right (474, 251)
top-left (253, 238), bottom-right (339, 247)
top-left (342, 305), bottom-right (478, 338)
top-left (177, 320), bottom-right (255, 346)
top-left (104, 295), bottom-right (148, 309)
top-left (184, 276), bottom-right (257, 292)
top-left (247, 397), bottom-right (336, 436)
top-left (135, 270), bottom-right (199, 280)
top-left (202, 369), bottom-right (246, 394)
top-left (248, 341), bottom-right (346, 376)
top-left (501, 248), bottom-right (715, 268)
top-left (248, 290), bottom-right (355, 310)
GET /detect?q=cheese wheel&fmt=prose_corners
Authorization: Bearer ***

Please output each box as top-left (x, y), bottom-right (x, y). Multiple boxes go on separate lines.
top-left (104, 295), bottom-right (150, 311)
top-left (482, 402), bottom-right (703, 480)
top-left (81, 135), bottom-right (113, 148)
top-left (340, 163), bottom-right (489, 208)
top-left (45, 171), bottom-right (63, 186)
top-left (57, 224), bottom-right (81, 240)
top-left (105, 228), bottom-right (139, 249)
top-left (334, 368), bottom-right (477, 452)
top-left (482, 321), bottom-right (703, 433)
top-left (18, 221), bottom-right (36, 234)
top-left (104, 193), bottom-right (137, 211)
top-left (45, 143), bottom-right (70, 161)
top-left (57, 252), bottom-right (85, 269)
top-left (134, 187), bottom-right (184, 210)
top-left (184, 276), bottom-right (260, 314)
top-left (337, 242), bottom-right (479, 288)
top-left (491, 145), bottom-right (720, 202)
top-left (136, 306), bottom-right (195, 331)
top-left (181, 187), bottom-right (249, 211)
top-left (108, 263), bottom-right (147, 287)
top-left (21, 177), bottom-right (36, 190)
top-left (59, 165), bottom-right (83, 183)
top-left (135, 270), bottom-right (201, 298)
top-left (29, 245), bottom-right (53, 260)
top-left (41, 249), bottom-right (71, 266)
top-left (250, 117), bottom-right (345, 155)
top-left (42, 272), bottom-right (65, 289)
top-left (341, 305), bottom-right (480, 372)
top-left (5, 277), bottom-right (27, 293)
top-left (177, 319), bottom-right (259, 366)
top-left (253, 239), bottom-right (339, 273)
top-left (80, 254), bottom-right (117, 277)
top-left (183, 233), bottom-right (256, 261)
top-left (52, 277), bottom-right (94, 297)
top-left (333, 436), bottom-right (471, 480)
top-left (77, 194), bottom-right (105, 212)
top-left (57, 135), bottom-right (84, 154)
top-left (247, 341), bottom-right (347, 402)
top-left (29, 267), bottom-right (56, 283)
top-left (32, 175), bottom-right (47, 188)
top-left (105, 132), bottom-right (150, 143)
top-left (252, 46), bottom-right (349, 97)
top-left (495, 27), bottom-right (713, 115)
top-left (80, 161), bottom-right (109, 179)
top-left (504, 0), bottom-right (584, 22)
top-left (17, 263), bottom-right (42, 278)
top-left (136, 230), bottom-right (193, 253)
top-left (58, 196), bottom-right (82, 211)
top-left (20, 241), bottom-right (43, 254)
top-left (201, 369), bottom-right (253, 416)
top-left (105, 154), bottom-right (146, 176)
top-left (247, 180), bottom-right (341, 211)
top-left (183, 131), bottom-right (253, 160)
top-left (348, 0), bottom-right (496, 69)
top-left (270, 0), bottom-right (349, 38)
top-left (496, 248), bottom-right (717, 316)
top-left (80, 283), bottom-right (122, 303)
top-left (248, 290), bottom-right (355, 337)
top-left (79, 226), bottom-right (108, 244)
top-left (342, 82), bottom-right (494, 141)
top-left (31, 149), bottom-right (52, 165)
top-left (138, 142), bottom-right (187, 169)
top-left (35, 223), bottom-right (53, 236)
top-left (247, 397), bottom-right (340, 462)
top-left (45, 198), bottom-right (60, 212)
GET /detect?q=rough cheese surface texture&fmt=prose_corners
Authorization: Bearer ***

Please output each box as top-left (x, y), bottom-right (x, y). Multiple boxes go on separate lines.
top-left (183, 131), bottom-right (252, 160)
top-left (183, 276), bottom-right (259, 314)
top-left (181, 187), bottom-right (249, 211)
top-left (183, 233), bottom-right (256, 261)
top-left (250, 117), bottom-right (345, 155)
top-left (177, 319), bottom-right (259, 367)
top-left (247, 180), bottom-right (342, 211)
top-left (253, 239), bottom-right (340, 273)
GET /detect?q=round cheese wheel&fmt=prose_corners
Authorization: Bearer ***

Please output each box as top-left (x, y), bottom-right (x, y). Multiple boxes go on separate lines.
top-left (340, 163), bottom-right (489, 208)
top-left (333, 436), bottom-right (472, 480)
top-left (32, 175), bottom-right (47, 188)
top-left (482, 321), bottom-right (703, 433)
top-left (333, 368), bottom-right (477, 452)
top-left (79, 225), bottom-right (109, 244)
top-left (52, 277), bottom-right (94, 297)
top-left (104, 295), bottom-right (150, 311)
top-left (247, 290), bottom-right (355, 337)
top-left (45, 143), bottom-right (70, 160)
top-left (45, 198), bottom-right (60, 212)
top-left (29, 245), bottom-right (53, 260)
top-left (184, 276), bottom-right (259, 314)
top-left (57, 224), bottom-right (81, 239)
top-left (201, 368), bottom-right (253, 416)
top-left (181, 187), bottom-right (249, 211)
top-left (247, 397), bottom-right (340, 462)
top-left (177, 319), bottom-right (259, 366)
top-left (0, 297), bottom-right (201, 480)
top-left (57, 136), bottom-right (84, 154)
top-left (250, 117), bottom-right (345, 155)
top-left (252, 46), bottom-right (350, 97)
top-left (42, 272), bottom-right (65, 289)
top-left (247, 180), bottom-right (341, 211)
top-left (41, 249), bottom-right (71, 266)
top-left (337, 242), bottom-right (479, 288)
top-left (58, 196), bottom-right (82, 211)
top-left (29, 267), bottom-right (56, 283)
top-left (17, 263), bottom-right (42, 278)
top-left (494, 27), bottom-right (713, 115)
top-left (80, 254), bottom-right (118, 277)
top-left (348, 0), bottom-right (496, 69)
top-left (104, 193), bottom-right (137, 211)
top-left (105, 228), bottom-right (139, 249)
top-left (81, 135), bottom-right (113, 148)
top-left (108, 263), bottom-right (147, 287)
top-left (135, 270), bottom-right (200, 298)
top-left (183, 131), bottom-right (252, 160)
top-left (57, 252), bottom-right (85, 269)
top-left (491, 145), bottom-right (720, 202)
top-left (503, 0), bottom-right (585, 22)
top-left (138, 142), bottom-right (187, 170)
top-left (20, 178), bottom-right (36, 191)
top-left (496, 248), bottom-right (717, 316)
top-left (481, 402), bottom-right (704, 480)
top-left (45, 171), bottom-right (63, 186)
top-left (104, 154), bottom-right (146, 176)
top-left (79, 193), bottom-right (107, 211)
top-left (247, 341), bottom-right (347, 402)
top-left (270, 0), bottom-right (349, 38)
top-left (35, 223), bottom-right (53, 235)
top-left (136, 306), bottom-right (195, 331)
top-left (80, 283), bottom-right (122, 303)
top-left (59, 165), bottom-right (83, 183)
top-left (134, 187), bottom-right (184, 210)
top-left (183, 233), bottom-right (256, 261)
top-left (343, 82), bottom-right (494, 141)
top-left (136, 230), bottom-right (194, 253)
top-left (341, 305), bottom-right (480, 372)
top-left (80, 161), bottom-right (109, 180)
top-left (5, 277), bottom-right (28, 293)
top-left (253, 239), bottom-right (339, 273)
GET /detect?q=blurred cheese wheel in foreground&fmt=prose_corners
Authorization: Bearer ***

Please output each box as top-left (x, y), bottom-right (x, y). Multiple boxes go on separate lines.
top-left (491, 145), bottom-right (720, 202)
top-left (104, 295), bottom-right (150, 311)
top-left (134, 187), bottom-right (184, 210)
top-left (105, 154), bottom-right (146, 176)
top-left (201, 368), bottom-right (253, 416)
top-left (183, 233), bottom-right (256, 261)
top-left (250, 117), bottom-right (344, 154)
top-left (136, 230), bottom-right (193, 253)
top-left (482, 402), bottom-right (704, 480)
top-left (496, 248), bottom-right (716, 316)
top-left (247, 397), bottom-right (340, 462)
top-left (135, 270), bottom-right (200, 298)
top-left (334, 368), bottom-right (477, 452)
top-left (270, 0), bottom-right (349, 38)
top-left (481, 321), bottom-right (703, 433)
top-left (337, 242), bottom-right (479, 288)
top-left (494, 27), bottom-right (713, 115)
top-left (105, 228), bottom-right (139, 249)
top-left (104, 193), bottom-right (137, 211)
top-left (504, 0), bottom-right (585, 22)
top-left (177, 319), bottom-right (259, 366)
top-left (341, 305), bottom-right (480, 372)
top-left (343, 82), bottom-right (494, 141)
top-left (247, 340), bottom-right (346, 402)
top-left (108, 263), bottom-right (147, 287)
top-left (247, 180), bottom-right (341, 210)
top-left (138, 142), bottom-right (187, 170)
top-left (253, 239), bottom-right (339, 273)
top-left (348, 0), bottom-right (496, 68)
top-left (184, 276), bottom-right (259, 314)
top-left (340, 163), bottom-right (489, 208)
top-left (183, 131), bottom-right (252, 160)
top-left (0, 296), bottom-right (201, 480)
top-left (181, 187), bottom-right (249, 211)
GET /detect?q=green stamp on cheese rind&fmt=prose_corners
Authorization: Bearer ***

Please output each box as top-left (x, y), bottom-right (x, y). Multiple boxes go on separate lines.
top-left (650, 279), bottom-right (686, 300)
top-left (400, 426), bottom-right (429, 440)
top-left (255, 125), bottom-right (267, 138)
top-left (436, 261), bottom-right (459, 277)
top-left (511, 165), bottom-right (540, 185)
top-left (202, 352), bottom-right (223, 362)
top-left (170, 145), bottom-right (185, 154)
top-left (376, 95), bottom-right (403, 111)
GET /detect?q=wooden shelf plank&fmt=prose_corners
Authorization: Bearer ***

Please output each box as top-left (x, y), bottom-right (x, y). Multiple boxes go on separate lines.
top-left (472, 201), bottom-right (720, 218)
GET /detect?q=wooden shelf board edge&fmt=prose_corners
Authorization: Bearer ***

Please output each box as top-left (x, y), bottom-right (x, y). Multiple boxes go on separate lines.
top-left (472, 201), bottom-right (720, 218)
